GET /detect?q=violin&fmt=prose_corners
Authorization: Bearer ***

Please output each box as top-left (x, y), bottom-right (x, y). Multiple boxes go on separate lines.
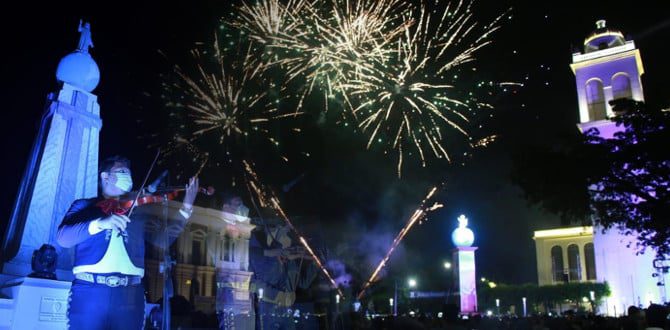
top-left (96, 186), bottom-right (214, 216)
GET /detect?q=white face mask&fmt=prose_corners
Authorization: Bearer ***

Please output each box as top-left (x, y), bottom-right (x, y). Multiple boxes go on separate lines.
top-left (113, 172), bottom-right (133, 192)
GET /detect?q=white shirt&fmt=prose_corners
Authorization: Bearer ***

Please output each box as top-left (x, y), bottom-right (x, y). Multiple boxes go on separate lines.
top-left (72, 208), bottom-right (192, 276)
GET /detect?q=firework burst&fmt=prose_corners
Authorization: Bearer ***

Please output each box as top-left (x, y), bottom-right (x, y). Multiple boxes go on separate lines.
top-left (159, 30), bottom-right (302, 168)
top-left (344, 0), bottom-right (508, 176)
top-left (229, 0), bottom-right (411, 113)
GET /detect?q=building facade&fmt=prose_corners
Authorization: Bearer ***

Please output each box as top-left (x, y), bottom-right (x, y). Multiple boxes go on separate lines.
top-left (533, 227), bottom-right (596, 286)
top-left (140, 200), bottom-right (255, 317)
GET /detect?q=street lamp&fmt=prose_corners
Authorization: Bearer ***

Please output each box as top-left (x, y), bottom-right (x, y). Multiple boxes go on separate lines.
top-left (522, 297), bottom-right (527, 317)
top-left (444, 261), bottom-right (452, 269)
top-left (408, 278), bottom-right (417, 288)
top-left (495, 298), bottom-right (500, 315)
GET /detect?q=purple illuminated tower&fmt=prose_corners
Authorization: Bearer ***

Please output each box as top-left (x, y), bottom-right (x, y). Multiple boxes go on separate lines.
top-left (452, 215), bottom-right (477, 314)
top-left (572, 20), bottom-right (665, 313)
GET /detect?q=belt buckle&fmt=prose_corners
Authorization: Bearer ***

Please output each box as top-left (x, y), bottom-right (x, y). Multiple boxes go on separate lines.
top-left (105, 276), bottom-right (126, 287)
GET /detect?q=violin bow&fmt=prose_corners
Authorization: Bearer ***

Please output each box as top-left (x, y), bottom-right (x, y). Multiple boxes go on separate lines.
top-left (193, 154), bottom-right (208, 179)
top-left (126, 148), bottom-right (161, 218)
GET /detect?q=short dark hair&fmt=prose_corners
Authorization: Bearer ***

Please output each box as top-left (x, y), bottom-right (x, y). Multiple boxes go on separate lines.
top-left (646, 304), bottom-right (668, 328)
top-left (99, 155), bottom-right (131, 174)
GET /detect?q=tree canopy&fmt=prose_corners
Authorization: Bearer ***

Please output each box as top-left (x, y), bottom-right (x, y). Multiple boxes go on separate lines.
top-left (511, 99), bottom-right (670, 258)
top-left (585, 100), bottom-right (670, 258)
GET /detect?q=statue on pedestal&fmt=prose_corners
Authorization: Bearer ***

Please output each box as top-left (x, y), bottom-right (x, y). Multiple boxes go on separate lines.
top-left (77, 20), bottom-right (94, 53)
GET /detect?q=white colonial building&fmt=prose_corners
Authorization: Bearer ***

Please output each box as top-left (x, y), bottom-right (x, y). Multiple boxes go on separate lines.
top-left (140, 200), bottom-right (255, 316)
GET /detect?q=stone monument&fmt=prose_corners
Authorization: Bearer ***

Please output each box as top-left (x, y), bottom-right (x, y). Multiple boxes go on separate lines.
top-left (0, 20), bottom-right (101, 330)
top-left (1, 20), bottom-right (101, 280)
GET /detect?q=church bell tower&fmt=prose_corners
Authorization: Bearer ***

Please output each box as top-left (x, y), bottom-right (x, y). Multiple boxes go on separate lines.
top-left (571, 19), bottom-right (645, 138)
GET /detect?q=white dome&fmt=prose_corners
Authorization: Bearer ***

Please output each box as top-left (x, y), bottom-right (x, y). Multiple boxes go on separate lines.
top-left (56, 51), bottom-right (100, 92)
top-left (452, 227), bottom-right (474, 247)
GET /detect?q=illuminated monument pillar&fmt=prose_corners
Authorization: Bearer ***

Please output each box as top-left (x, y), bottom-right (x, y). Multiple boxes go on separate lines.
top-left (1, 21), bottom-right (101, 279)
top-left (571, 20), bottom-right (663, 314)
top-left (452, 215), bottom-right (477, 314)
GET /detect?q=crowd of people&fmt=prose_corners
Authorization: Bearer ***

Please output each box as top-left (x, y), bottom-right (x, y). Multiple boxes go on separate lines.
top-left (340, 303), bottom-right (670, 330)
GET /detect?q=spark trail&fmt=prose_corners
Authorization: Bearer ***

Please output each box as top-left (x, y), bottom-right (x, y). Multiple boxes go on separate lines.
top-left (243, 160), bottom-right (345, 298)
top-left (357, 186), bottom-right (443, 299)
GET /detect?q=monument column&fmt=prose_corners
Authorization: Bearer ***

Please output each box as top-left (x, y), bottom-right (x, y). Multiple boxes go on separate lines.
top-left (1, 21), bottom-right (101, 280)
top-left (451, 215), bottom-right (478, 314)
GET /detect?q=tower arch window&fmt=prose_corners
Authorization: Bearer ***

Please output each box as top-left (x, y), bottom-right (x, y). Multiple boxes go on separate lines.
top-left (551, 245), bottom-right (564, 283)
top-left (585, 79), bottom-right (607, 121)
top-left (584, 243), bottom-right (597, 280)
top-left (567, 244), bottom-right (582, 282)
top-left (612, 73), bottom-right (633, 101)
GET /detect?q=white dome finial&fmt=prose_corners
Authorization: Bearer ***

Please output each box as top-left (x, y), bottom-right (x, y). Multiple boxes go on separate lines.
top-left (56, 20), bottom-right (100, 92)
top-left (596, 20), bottom-right (606, 29)
top-left (452, 214), bottom-right (474, 247)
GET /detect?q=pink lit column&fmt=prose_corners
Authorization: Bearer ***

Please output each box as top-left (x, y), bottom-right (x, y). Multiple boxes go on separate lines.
top-left (453, 246), bottom-right (478, 314)
top-left (451, 215), bottom-right (478, 314)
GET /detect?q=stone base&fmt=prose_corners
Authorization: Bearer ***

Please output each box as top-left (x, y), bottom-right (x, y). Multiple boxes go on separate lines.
top-left (0, 277), bottom-right (71, 330)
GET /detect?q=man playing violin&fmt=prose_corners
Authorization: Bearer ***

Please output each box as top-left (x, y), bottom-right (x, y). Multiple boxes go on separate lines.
top-left (56, 155), bottom-right (199, 330)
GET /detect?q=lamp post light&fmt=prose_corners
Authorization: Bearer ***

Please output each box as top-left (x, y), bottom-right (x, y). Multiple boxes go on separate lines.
top-left (495, 298), bottom-right (500, 315)
top-left (389, 298), bottom-right (394, 315)
top-left (522, 297), bottom-right (527, 317)
top-left (444, 261), bottom-right (452, 270)
top-left (259, 288), bottom-right (264, 330)
top-left (393, 280), bottom-right (398, 316)
top-left (589, 290), bottom-right (596, 313)
top-left (408, 278), bottom-right (417, 288)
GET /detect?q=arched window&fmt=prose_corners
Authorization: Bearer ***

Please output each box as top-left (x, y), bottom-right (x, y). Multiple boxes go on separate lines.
top-left (551, 245), bottom-right (564, 283)
top-left (584, 243), bottom-right (597, 280)
top-left (191, 229), bottom-right (206, 265)
top-left (612, 73), bottom-right (633, 100)
top-left (585, 79), bottom-right (607, 121)
top-left (567, 244), bottom-right (582, 281)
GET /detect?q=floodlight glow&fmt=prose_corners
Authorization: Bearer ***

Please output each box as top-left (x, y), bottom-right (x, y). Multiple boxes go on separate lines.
top-left (486, 310), bottom-right (493, 316)
top-left (408, 278), bottom-right (417, 288)
top-left (488, 281), bottom-right (497, 288)
top-left (444, 261), bottom-right (452, 269)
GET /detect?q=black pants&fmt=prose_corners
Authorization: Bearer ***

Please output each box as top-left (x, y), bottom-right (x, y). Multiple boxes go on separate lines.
top-left (67, 279), bottom-right (145, 330)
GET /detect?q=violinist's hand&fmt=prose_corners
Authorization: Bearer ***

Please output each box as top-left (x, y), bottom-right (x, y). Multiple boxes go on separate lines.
top-left (96, 214), bottom-right (131, 232)
top-left (182, 177), bottom-right (199, 210)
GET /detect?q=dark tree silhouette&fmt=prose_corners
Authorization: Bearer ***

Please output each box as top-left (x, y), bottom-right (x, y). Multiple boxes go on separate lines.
top-left (585, 99), bottom-right (670, 258)
top-left (511, 99), bottom-right (670, 258)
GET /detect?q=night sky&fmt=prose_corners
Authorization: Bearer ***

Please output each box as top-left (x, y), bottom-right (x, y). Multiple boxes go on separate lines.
top-left (1, 1), bottom-right (669, 290)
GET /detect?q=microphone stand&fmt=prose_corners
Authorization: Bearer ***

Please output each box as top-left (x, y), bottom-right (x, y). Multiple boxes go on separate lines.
top-left (160, 189), bottom-right (175, 330)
